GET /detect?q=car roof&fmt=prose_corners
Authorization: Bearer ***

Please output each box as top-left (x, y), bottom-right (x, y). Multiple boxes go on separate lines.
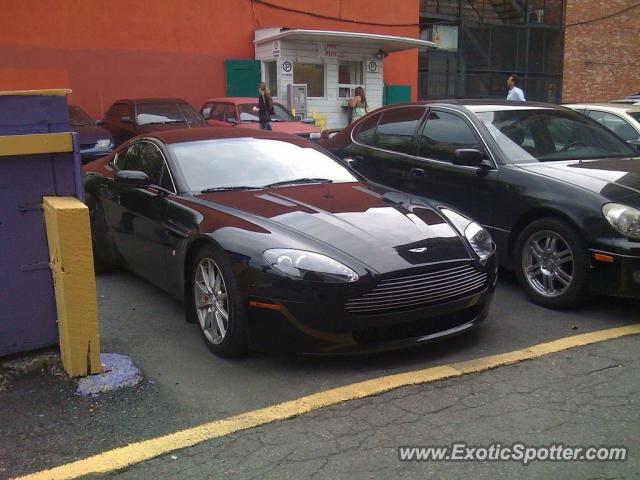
top-left (142, 126), bottom-right (312, 146)
top-left (112, 98), bottom-right (191, 105)
top-left (202, 97), bottom-right (282, 105)
top-left (374, 99), bottom-right (567, 112)
top-left (565, 103), bottom-right (640, 113)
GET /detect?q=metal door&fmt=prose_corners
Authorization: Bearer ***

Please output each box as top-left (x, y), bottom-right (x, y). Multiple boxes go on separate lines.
top-left (224, 60), bottom-right (261, 97)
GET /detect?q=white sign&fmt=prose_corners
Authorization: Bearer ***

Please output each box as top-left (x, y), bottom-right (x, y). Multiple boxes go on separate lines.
top-left (281, 60), bottom-right (293, 76)
top-left (272, 40), bottom-right (280, 58)
top-left (320, 42), bottom-right (338, 57)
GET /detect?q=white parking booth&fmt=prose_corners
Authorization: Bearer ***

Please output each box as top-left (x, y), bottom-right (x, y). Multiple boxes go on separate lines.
top-left (254, 28), bottom-right (434, 130)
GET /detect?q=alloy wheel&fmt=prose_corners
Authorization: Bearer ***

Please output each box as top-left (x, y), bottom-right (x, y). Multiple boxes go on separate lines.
top-left (522, 230), bottom-right (574, 298)
top-left (194, 257), bottom-right (229, 344)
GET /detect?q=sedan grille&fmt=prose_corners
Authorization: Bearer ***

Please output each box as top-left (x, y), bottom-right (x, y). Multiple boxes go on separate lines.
top-left (346, 263), bottom-right (487, 315)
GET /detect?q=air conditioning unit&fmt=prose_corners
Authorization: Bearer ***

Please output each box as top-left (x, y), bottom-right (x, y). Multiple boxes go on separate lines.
top-left (529, 9), bottom-right (544, 23)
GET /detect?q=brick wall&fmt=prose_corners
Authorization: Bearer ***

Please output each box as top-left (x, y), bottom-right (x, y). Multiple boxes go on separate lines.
top-left (562, 0), bottom-right (640, 102)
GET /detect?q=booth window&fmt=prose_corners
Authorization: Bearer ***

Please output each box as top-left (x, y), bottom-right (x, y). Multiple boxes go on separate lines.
top-left (338, 61), bottom-right (364, 99)
top-left (264, 61), bottom-right (278, 97)
top-left (294, 63), bottom-right (324, 97)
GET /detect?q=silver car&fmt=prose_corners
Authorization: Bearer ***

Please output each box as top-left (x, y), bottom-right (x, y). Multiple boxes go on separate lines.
top-left (566, 103), bottom-right (640, 150)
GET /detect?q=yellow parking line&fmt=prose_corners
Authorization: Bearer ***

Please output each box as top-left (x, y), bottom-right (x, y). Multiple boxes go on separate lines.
top-left (14, 323), bottom-right (640, 480)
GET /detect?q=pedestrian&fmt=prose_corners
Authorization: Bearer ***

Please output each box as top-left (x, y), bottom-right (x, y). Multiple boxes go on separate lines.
top-left (506, 74), bottom-right (526, 101)
top-left (348, 86), bottom-right (368, 123)
top-left (252, 82), bottom-right (275, 130)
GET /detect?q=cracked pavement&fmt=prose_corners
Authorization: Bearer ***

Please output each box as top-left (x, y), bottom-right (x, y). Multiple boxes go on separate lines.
top-left (1, 272), bottom-right (638, 479)
top-left (95, 335), bottom-right (640, 480)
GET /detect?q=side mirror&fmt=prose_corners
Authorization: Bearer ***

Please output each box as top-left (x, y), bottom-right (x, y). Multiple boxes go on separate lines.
top-left (453, 148), bottom-right (488, 167)
top-left (120, 116), bottom-right (133, 124)
top-left (96, 119), bottom-right (104, 126)
top-left (114, 170), bottom-right (150, 189)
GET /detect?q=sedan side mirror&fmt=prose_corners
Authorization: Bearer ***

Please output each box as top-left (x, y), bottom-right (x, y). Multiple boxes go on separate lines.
top-left (114, 170), bottom-right (150, 189)
top-left (453, 148), bottom-right (488, 167)
top-left (120, 116), bottom-right (133, 124)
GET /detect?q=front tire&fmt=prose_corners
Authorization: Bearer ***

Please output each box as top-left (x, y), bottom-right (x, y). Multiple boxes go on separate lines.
top-left (189, 245), bottom-right (249, 358)
top-left (514, 217), bottom-right (589, 309)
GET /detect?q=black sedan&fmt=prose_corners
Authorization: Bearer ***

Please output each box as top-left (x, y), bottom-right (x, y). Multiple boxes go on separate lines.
top-left (83, 128), bottom-right (497, 357)
top-left (320, 100), bottom-right (640, 309)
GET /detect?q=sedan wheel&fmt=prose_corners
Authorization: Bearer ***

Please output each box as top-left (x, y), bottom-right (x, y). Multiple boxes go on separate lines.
top-left (190, 245), bottom-right (249, 357)
top-left (194, 258), bottom-right (229, 345)
top-left (522, 230), bottom-right (573, 298)
top-left (515, 218), bottom-right (589, 309)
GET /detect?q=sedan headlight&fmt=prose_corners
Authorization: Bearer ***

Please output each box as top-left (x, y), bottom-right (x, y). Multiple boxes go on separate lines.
top-left (96, 139), bottom-right (112, 149)
top-left (440, 208), bottom-right (494, 263)
top-left (602, 203), bottom-right (640, 239)
top-left (264, 249), bottom-right (359, 283)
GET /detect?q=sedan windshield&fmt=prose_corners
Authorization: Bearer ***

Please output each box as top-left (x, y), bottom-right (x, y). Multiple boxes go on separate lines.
top-left (170, 138), bottom-right (357, 192)
top-left (237, 103), bottom-right (297, 122)
top-left (136, 103), bottom-right (205, 126)
top-left (476, 109), bottom-right (635, 163)
top-left (69, 106), bottom-right (94, 126)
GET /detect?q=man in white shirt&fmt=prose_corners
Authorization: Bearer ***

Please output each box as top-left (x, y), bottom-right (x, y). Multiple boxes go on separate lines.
top-left (506, 74), bottom-right (526, 101)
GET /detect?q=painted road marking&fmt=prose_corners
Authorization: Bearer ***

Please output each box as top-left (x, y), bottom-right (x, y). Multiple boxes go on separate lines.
top-left (14, 323), bottom-right (640, 480)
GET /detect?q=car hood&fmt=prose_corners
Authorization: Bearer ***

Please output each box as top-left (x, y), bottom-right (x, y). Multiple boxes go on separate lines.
top-left (195, 182), bottom-right (471, 274)
top-left (70, 125), bottom-right (112, 146)
top-left (517, 157), bottom-right (640, 208)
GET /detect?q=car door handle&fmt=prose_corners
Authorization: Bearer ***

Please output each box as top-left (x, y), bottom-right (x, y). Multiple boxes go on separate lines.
top-left (410, 168), bottom-right (426, 177)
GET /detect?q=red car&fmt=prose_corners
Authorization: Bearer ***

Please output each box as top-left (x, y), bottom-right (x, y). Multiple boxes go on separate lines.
top-left (200, 97), bottom-right (321, 139)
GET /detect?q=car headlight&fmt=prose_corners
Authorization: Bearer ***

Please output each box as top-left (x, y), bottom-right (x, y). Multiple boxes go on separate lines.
top-left (602, 203), bottom-right (640, 239)
top-left (264, 249), bottom-right (359, 283)
top-left (96, 139), bottom-right (112, 149)
top-left (440, 208), bottom-right (494, 263)
top-left (464, 222), bottom-right (494, 263)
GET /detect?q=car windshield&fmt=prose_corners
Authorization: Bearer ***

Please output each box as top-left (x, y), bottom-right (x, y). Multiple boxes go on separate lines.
top-left (170, 138), bottom-right (357, 192)
top-left (628, 112), bottom-right (640, 122)
top-left (136, 103), bottom-right (205, 126)
top-left (68, 106), bottom-right (94, 126)
top-left (237, 103), bottom-right (296, 122)
top-left (476, 109), bottom-right (635, 163)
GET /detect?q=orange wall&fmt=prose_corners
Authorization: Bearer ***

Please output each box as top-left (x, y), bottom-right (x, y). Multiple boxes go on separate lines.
top-left (0, 0), bottom-right (419, 118)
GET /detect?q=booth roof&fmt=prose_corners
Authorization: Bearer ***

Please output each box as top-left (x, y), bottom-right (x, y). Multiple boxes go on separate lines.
top-left (254, 28), bottom-right (434, 52)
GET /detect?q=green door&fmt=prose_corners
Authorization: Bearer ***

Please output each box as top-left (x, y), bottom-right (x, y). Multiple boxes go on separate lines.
top-left (224, 60), bottom-right (261, 97)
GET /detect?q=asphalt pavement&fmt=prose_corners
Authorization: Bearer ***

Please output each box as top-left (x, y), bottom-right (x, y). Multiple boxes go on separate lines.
top-left (1, 271), bottom-right (638, 478)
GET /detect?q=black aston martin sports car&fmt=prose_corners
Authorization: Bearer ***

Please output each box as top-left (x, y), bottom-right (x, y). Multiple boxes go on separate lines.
top-left (83, 128), bottom-right (497, 357)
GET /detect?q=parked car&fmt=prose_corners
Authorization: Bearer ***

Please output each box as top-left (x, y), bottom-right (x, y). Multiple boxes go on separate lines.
top-left (102, 98), bottom-right (206, 146)
top-left (565, 103), bottom-right (640, 149)
top-left (200, 97), bottom-right (321, 139)
top-left (83, 128), bottom-right (497, 357)
top-left (320, 100), bottom-right (640, 309)
top-left (68, 105), bottom-right (113, 163)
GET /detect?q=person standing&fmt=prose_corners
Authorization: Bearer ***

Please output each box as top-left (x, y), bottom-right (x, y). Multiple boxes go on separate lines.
top-left (506, 74), bottom-right (526, 101)
top-left (348, 86), bottom-right (368, 123)
top-left (253, 82), bottom-right (275, 130)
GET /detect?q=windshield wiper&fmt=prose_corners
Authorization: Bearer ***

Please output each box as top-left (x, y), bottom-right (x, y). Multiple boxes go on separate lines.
top-left (200, 186), bottom-right (261, 193)
top-left (264, 178), bottom-right (333, 188)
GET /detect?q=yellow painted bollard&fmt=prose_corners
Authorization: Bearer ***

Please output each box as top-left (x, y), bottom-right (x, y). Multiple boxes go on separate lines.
top-left (43, 196), bottom-right (101, 377)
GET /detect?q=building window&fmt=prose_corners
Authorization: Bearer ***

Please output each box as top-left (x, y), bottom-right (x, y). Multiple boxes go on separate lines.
top-left (294, 63), bottom-right (324, 97)
top-left (264, 61), bottom-right (278, 97)
top-left (338, 60), bottom-right (364, 99)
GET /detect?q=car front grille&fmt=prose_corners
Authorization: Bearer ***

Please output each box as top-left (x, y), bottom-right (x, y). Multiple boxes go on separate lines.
top-left (345, 263), bottom-right (488, 315)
